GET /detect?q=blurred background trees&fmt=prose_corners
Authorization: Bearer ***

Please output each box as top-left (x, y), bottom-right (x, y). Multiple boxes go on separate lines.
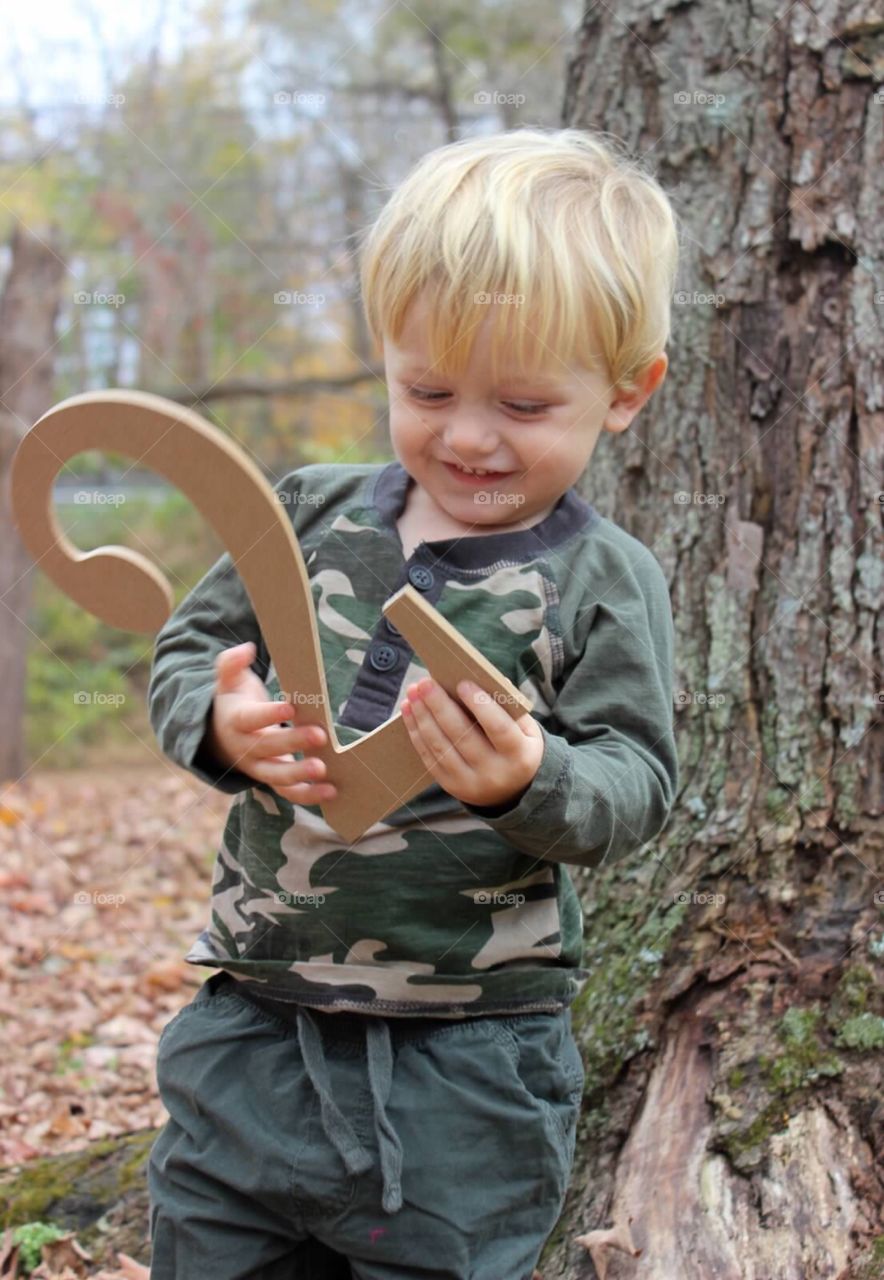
top-left (0, 0), bottom-right (579, 775)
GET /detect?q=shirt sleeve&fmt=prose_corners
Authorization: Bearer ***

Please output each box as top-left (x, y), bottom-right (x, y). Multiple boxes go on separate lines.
top-left (461, 543), bottom-right (679, 870)
top-left (147, 469), bottom-right (300, 793)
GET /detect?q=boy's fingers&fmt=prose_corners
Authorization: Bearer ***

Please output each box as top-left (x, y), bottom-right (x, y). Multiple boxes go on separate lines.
top-left (254, 723), bottom-right (327, 756)
top-left (270, 717), bottom-right (327, 745)
top-left (215, 642), bottom-right (256, 690)
top-left (233, 699), bottom-right (297, 734)
top-left (275, 783), bottom-right (337, 803)
top-left (252, 755), bottom-right (334, 790)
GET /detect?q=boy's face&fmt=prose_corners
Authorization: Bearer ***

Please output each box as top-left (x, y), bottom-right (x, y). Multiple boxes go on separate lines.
top-left (384, 289), bottom-right (667, 533)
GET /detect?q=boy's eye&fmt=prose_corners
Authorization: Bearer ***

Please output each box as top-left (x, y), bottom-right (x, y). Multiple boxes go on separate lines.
top-left (407, 388), bottom-right (449, 402)
top-left (504, 401), bottom-right (549, 415)
top-left (406, 388), bottom-right (549, 415)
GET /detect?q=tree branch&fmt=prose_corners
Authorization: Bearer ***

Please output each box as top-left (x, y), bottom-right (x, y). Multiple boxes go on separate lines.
top-left (155, 366), bottom-right (385, 405)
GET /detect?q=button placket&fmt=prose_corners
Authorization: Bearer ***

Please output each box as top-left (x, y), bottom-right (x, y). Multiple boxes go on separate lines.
top-left (336, 551), bottom-right (445, 732)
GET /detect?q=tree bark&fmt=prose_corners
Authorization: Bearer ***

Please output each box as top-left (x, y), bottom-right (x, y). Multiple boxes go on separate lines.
top-left (0, 224), bottom-right (66, 785)
top-left (542, 5), bottom-right (884, 1279)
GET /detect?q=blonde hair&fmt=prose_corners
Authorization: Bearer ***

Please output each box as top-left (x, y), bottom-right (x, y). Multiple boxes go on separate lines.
top-left (357, 127), bottom-right (680, 394)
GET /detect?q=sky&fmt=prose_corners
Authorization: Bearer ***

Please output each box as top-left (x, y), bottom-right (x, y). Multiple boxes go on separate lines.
top-left (2, 1), bottom-right (202, 111)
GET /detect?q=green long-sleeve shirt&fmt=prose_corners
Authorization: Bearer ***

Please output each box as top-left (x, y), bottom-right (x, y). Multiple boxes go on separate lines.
top-left (148, 459), bottom-right (678, 1016)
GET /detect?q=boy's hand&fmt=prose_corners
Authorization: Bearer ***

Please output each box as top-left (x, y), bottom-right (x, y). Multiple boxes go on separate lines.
top-left (400, 677), bottom-right (544, 809)
top-left (203, 641), bottom-right (338, 805)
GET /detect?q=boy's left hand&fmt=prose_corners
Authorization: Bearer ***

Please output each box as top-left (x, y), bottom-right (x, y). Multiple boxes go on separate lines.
top-left (400, 676), bottom-right (544, 809)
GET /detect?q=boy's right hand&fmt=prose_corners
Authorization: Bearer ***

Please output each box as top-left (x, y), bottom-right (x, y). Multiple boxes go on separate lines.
top-left (203, 641), bottom-right (337, 805)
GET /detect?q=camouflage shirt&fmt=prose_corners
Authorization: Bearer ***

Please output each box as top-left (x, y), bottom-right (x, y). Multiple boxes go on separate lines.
top-left (148, 460), bottom-right (678, 1017)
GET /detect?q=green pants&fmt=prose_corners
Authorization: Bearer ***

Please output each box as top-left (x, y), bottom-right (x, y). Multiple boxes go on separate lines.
top-left (148, 971), bottom-right (584, 1279)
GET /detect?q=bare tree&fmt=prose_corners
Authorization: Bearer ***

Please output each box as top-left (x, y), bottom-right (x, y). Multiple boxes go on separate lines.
top-left (0, 225), bottom-right (66, 783)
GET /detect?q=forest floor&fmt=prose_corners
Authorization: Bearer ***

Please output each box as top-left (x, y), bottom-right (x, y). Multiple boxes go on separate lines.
top-left (0, 765), bottom-right (231, 1278)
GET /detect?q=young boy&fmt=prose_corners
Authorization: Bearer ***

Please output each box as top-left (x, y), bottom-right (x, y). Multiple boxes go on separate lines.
top-left (146, 126), bottom-right (680, 1279)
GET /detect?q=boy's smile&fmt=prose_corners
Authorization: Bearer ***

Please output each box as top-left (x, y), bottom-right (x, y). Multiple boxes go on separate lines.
top-left (384, 288), bottom-right (667, 537)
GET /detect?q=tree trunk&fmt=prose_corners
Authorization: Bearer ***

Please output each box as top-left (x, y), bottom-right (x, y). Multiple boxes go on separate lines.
top-left (543, 5), bottom-right (884, 1279)
top-left (0, 224), bottom-right (66, 785)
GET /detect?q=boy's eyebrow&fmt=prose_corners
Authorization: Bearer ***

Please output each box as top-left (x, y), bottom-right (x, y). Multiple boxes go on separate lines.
top-left (397, 364), bottom-right (566, 391)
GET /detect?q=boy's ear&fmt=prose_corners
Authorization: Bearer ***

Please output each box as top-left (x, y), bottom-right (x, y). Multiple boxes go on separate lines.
top-left (603, 353), bottom-right (668, 434)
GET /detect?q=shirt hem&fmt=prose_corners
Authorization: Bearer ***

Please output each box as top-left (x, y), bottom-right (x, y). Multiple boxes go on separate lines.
top-left (184, 956), bottom-right (584, 1018)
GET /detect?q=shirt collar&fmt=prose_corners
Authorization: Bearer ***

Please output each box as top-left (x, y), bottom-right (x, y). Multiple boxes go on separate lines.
top-left (372, 459), bottom-right (597, 570)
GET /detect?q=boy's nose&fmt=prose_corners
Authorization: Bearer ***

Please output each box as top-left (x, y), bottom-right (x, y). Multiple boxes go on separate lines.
top-left (441, 411), bottom-right (500, 456)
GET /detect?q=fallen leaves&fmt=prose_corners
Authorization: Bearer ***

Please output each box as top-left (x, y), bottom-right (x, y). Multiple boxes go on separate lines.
top-left (0, 765), bottom-right (232, 1277)
top-left (0, 1227), bottom-right (149, 1280)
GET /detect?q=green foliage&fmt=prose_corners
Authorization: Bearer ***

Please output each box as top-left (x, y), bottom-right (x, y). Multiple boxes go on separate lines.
top-left (830, 965), bottom-right (875, 1013)
top-left (297, 438), bottom-right (390, 466)
top-left (12, 1221), bottom-right (65, 1273)
top-left (718, 1003), bottom-right (846, 1167)
top-left (25, 491), bottom-right (214, 765)
top-left (759, 1005), bottom-right (843, 1093)
top-left (854, 1234), bottom-right (884, 1280)
top-left (718, 974), bottom-right (884, 1169)
top-left (764, 787), bottom-right (793, 822)
top-left (569, 854), bottom-right (687, 1114)
top-left (53, 1032), bottom-right (96, 1076)
top-left (835, 1013), bottom-right (884, 1051)
top-left (826, 966), bottom-right (884, 1050)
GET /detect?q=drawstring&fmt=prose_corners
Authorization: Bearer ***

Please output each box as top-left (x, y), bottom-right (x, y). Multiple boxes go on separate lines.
top-left (365, 1017), bottom-right (404, 1214)
top-left (296, 1006), bottom-right (404, 1214)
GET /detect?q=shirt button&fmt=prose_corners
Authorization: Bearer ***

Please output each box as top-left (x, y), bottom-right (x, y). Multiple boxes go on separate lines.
top-left (369, 643), bottom-right (399, 672)
top-left (408, 565), bottom-right (435, 591)
top-left (384, 617), bottom-right (401, 637)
